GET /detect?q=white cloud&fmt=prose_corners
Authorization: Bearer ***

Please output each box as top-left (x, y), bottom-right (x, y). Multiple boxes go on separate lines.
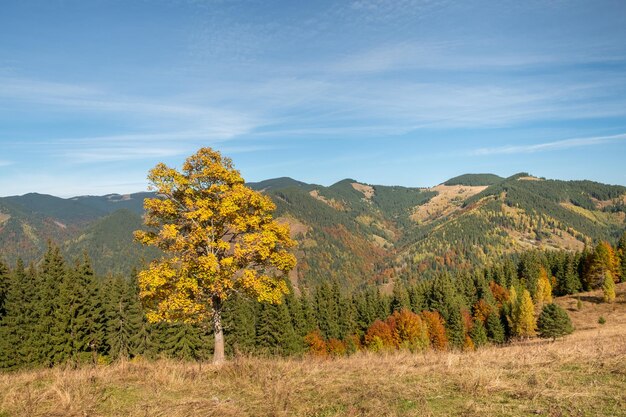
top-left (471, 133), bottom-right (626, 156)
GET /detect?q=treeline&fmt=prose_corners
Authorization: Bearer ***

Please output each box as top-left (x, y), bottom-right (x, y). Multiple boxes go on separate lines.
top-left (0, 235), bottom-right (624, 369)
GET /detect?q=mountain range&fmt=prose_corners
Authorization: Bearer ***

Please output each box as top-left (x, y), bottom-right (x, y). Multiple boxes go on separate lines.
top-left (1, 173), bottom-right (625, 290)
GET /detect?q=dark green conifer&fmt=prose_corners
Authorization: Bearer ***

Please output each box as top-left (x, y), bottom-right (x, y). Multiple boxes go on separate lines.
top-left (127, 273), bottom-right (151, 358)
top-left (315, 282), bottom-right (340, 339)
top-left (446, 305), bottom-right (465, 349)
top-left (299, 291), bottom-right (318, 335)
top-left (164, 323), bottom-right (205, 360)
top-left (390, 282), bottom-right (410, 312)
top-left (0, 260), bottom-right (38, 369)
top-left (223, 293), bottom-right (258, 355)
top-left (255, 301), bottom-right (299, 355)
top-left (485, 311), bottom-right (505, 344)
top-left (469, 319), bottom-right (488, 347)
top-left (0, 260), bottom-right (9, 318)
top-left (537, 303), bottom-right (574, 340)
top-left (408, 282), bottom-right (428, 313)
top-left (34, 242), bottom-right (66, 366)
top-left (428, 272), bottom-right (458, 322)
top-left (104, 276), bottom-right (134, 361)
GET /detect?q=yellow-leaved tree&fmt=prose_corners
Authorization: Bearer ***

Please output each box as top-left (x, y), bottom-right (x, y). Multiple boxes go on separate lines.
top-left (134, 147), bottom-right (296, 364)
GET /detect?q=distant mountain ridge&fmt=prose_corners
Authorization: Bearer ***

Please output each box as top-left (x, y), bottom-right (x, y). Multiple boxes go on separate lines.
top-left (1, 174), bottom-right (625, 288)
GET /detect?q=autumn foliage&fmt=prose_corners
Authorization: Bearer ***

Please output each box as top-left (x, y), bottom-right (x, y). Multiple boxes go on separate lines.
top-left (421, 310), bottom-right (448, 351)
top-left (387, 309), bottom-right (429, 351)
top-left (134, 147), bottom-right (296, 363)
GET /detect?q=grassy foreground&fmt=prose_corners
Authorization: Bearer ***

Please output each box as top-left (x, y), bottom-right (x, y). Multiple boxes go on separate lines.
top-left (1, 285), bottom-right (625, 417)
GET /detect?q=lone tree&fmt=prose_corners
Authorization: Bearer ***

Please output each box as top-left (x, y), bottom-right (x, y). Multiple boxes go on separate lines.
top-left (537, 303), bottom-right (573, 341)
top-left (135, 147), bottom-right (296, 364)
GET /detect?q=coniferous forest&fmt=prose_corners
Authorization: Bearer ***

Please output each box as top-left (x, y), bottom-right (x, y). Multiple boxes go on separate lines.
top-left (1, 233), bottom-right (624, 370)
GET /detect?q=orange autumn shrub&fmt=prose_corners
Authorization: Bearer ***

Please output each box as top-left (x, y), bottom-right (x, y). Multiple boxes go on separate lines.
top-left (364, 320), bottom-right (394, 351)
top-left (304, 329), bottom-right (327, 357)
top-left (421, 311), bottom-right (448, 351)
top-left (387, 309), bottom-right (429, 351)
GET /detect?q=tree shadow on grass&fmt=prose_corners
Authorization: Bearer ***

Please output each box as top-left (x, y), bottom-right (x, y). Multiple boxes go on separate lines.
top-left (577, 295), bottom-right (603, 304)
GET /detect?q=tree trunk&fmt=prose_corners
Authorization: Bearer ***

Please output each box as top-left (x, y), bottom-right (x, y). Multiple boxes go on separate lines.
top-left (212, 295), bottom-right (225, 365)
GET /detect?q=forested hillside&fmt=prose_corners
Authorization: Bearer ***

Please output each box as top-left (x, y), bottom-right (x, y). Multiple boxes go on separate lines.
top-left (0, 173), bottom-right (625, 290)
top-left (1, 236), bottom-right (624, 368)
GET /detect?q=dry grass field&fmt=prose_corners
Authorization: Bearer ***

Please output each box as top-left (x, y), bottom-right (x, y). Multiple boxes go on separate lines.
top-left (1, 284), bottom-right (625, 417)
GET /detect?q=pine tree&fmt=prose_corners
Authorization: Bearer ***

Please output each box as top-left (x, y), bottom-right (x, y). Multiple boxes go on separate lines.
top-left (255, 301), bottom-right (298, 355)
top-left (299, 292), bottom-right (318, 336)
top-left (78, 255), bottom-right (105, 363)
top-left (127, 273), bottom-right (151, 358)
top-left (555, 254), bottom-right (582, 295)
top-left (485, 311), bottom-right (505, 344)
top-left (104, 276), bottom-right (136, 361)
top-left (518, 252), bottom-right (542, 298)
top-left (408, 282), bottom-right (428, 313)
top-left (0, 260), bottom-right (38, 369)
top-left (537, 303), bottom-right (573, 340)
top-left (164, 323), bottom-right (206, 360)
top-left (469, 319), bottom-right (488, 348)
top-left (602, 272), bottom-right (616, 303)
top-left (0, 260), bottom-right (9, 319)
top-left (34, 243), bottom-right (66, 366)
top-left (223, 293), bottom-right (258, 355)
top-left (315, 282), bottom-right (340, 339)
top-left (390, 281), bottom-right (410, 312)
top-left (51, 255), bottom-right (104, 365)
top-left (427, 272), bottom-right (458, 323)
top-left (446, 304), bottom-right (465, 349)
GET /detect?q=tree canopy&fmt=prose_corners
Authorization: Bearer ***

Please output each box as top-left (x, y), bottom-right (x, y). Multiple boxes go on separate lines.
top-left (135, 147), bottom-right (296, 363)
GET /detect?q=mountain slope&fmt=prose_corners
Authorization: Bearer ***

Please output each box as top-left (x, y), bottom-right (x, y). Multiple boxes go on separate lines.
top-left (1, 173), bottom-right (624, 289)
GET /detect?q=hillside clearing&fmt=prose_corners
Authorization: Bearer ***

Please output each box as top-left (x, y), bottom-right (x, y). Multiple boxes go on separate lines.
top-left (410, 185), bottom-right (487, 224)
top-left (1, 285), bottom-right (625, 417)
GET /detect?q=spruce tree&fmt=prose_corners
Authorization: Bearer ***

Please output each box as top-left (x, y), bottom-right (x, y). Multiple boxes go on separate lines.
top-left (390, 281), bottom-right (410, 312)
top-left (315, 282), bottom-right (340, 339)
top-left (555, 254), bottom-right (582, 295)
top-left (223, 293), bottom-right (258, 355)
top-left (299, 292), bottom-right (318, 336)
top-left (427, 272), bottom-right (458, 323)
top-left (104, 276), bottom-right (134, 361)
top-left (485, 311), bottom-right (505, 344)
top-left (469, 319), bottom-right (488, 347)
top-left (0, 260), bottom-right (38, 369)
top-left (0, 260), bottom-right (9, 319)
top-left (255, 301), bottom-right (298, 355)
top-left (446, 304), bottom-right (465, 349)
top-left (127, 273), bottom-right (151, 358)
top-left (537, 303), bottom-right (573, 340)
top-left (78, 255), bottom-right (105, 363)
top-left (408, 282), bottom-right (428, 313)
top-left (165, 323), bottom-right (205, 360)
top-left (34, 243), bottom-right (66, 366)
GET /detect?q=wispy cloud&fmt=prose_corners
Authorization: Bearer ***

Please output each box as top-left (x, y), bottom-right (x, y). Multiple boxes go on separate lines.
top-left (0, 76), bottom-right (261, 140)
top-left (470, 133), bottom-right (626, 156)
top-left (0, 160), bottom-right (13, 167)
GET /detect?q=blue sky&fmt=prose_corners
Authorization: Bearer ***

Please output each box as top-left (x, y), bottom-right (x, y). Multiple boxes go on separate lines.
top-left (1, 0), bottom-right (626, 197)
